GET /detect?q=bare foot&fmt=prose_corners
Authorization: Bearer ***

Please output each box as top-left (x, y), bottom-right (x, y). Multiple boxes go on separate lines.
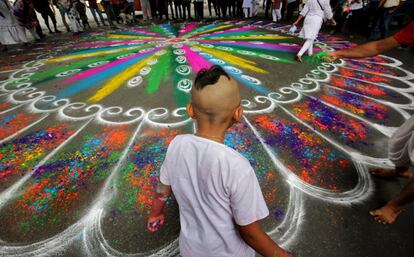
top-left (295, 55), bottom-right (303, 63)
top-left (370, 168), bottom-right (412, 178)
top-left (369, 204), bottom-right (403, 224)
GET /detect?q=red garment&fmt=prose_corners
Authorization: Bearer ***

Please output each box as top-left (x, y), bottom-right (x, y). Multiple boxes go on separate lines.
top-left (393, 21), bottom-right (414, 45)
top-left (272, 0), bottom-right (282, 9)
top-left (88, 0), bottom-right (98, 6)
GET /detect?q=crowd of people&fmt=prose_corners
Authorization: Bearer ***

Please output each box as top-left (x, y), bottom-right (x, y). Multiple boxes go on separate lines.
top-left (1, 0), bottom-right (413, 50)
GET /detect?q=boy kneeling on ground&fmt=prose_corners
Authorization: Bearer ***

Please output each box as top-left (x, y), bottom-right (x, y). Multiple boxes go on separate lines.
top-left (147, 65), bottom-right (292, 257)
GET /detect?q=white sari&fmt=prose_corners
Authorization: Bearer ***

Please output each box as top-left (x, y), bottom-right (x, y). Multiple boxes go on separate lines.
top-left (0, 0), bottom-right (29, 45)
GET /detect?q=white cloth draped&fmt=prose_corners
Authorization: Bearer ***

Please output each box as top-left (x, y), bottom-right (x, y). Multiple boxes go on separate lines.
top-left (0, 0), bottom-right (29, 45)
top-left (389, 115), bottom-right (414, 167)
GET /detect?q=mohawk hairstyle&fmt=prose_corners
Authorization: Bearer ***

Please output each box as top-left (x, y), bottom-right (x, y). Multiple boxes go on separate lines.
top-left (193, 65), bottom-right (230, 90)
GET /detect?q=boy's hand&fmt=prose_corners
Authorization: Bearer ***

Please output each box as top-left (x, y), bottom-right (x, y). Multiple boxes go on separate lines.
top-left (147, 214), bottom-right (165, 232)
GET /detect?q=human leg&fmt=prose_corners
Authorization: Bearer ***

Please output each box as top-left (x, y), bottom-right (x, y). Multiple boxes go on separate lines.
top-left (196, 2), bottom-right (203, 19)
top-left (264, 0), bottom-right (270, 18)
top-left (28, 27), bottom-right (41, 40)
top-left (307, 39), bottom-right (314, 56)
top-left (102, 2), bottom-right (115, 25)
top-left (57, 4), bottom-right (71, 31)
top-left (168, 0), bottom-right (175, 19)
top-left (221, 1), bottom-right (227, 17)
top-left (243, 7), bottom-right (250, 18)
top-left (46, 6), bottom-right (60, 32)
top-left (276, 5), bottom-right (282, 21)
top-left (40, 11), bottom-right (53, 33)
top-left (96, 6), bottom-right (107, 25)
top-left (370, 179), bottom-right (414, 224)
top-left (382, 8), bottom-right (393, 38)
top-left (90, 7), bottom-right (100, 25)
top-left (296, 39), bottom-right (313, 62)
top-left (207, 0), bottom-right (212, 16)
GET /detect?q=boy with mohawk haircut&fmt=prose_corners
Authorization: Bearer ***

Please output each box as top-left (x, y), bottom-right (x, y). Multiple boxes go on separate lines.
top-left (147, 65), bottom-right (292, 257)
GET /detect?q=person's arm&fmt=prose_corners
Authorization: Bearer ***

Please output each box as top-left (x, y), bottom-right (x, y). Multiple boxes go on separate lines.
top-left (327, 36), bottom-right (400, 61)
top-left (147, 181), bottom-right (172, 232)
top-left (239, 222), bottom-right (292, 257)
top-left (292, 14), bottom-right (304, 26)
top-left (293, 1), bottom-right (308, 25)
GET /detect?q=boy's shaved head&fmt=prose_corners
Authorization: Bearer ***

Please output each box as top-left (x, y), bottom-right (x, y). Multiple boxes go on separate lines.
top-left (190, 65), bottom-right (241, 124)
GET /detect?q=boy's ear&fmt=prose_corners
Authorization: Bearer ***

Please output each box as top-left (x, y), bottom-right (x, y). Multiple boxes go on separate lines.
top-left (186, 103), bottom-right (195, 119)
top-left (233, 106), bottom-right (243, 122)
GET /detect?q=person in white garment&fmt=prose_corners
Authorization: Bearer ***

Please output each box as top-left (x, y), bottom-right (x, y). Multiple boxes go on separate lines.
top-left (64, 0), bottom-right (83, 34)
top-left (0, 0), bottom-right (30, 50)
top-left (140, 0), bottom-right (152, 20)
top-left (242, 0), bottom-right (254, 18)
top-left (292, 0), bottom-right (336, 62)
top-left (272, 0), bottom-right (283, 22)
top-left (327, 22), bottom-right (414, 225)
top-left (147, 65), bottom-right (292, 257)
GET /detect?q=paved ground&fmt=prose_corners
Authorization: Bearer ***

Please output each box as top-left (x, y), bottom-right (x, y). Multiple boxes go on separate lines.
top-left (1, 9), bottom-right (414, 257)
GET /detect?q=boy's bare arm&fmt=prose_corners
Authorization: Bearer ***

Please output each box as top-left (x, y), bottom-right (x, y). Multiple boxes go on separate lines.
top-left (238, 221), bottom-right (292, 257)
top-left (147, 182), bottom-right (172, 232)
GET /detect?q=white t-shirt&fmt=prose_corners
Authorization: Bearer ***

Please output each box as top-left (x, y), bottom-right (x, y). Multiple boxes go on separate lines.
top-left (160, 134), bottom-right (269, 257)
top-left (349, 0), bottom-right (363, 10)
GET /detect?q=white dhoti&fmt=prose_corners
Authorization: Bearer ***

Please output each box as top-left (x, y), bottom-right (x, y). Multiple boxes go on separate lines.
top-left (243, 0), bottom-right (253, 17)
top-left (299, 14), bottom-right (323, 40)
top-left (0, 0), bottom-right (29, 45)
top-left (388, 115), bottom-right (414, 167)
top-left (69, 18), bottom-right (83, 32)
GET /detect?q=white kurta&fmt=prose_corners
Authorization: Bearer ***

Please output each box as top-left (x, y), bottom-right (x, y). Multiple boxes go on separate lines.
top-left (298, 0), bottom-right (333, 40)
top-left (0, 0), bottom-right (29, 45)
top-left (388, 115), bottom-right (414, 167)
top-left (242, 0), bottom-right (253, 8)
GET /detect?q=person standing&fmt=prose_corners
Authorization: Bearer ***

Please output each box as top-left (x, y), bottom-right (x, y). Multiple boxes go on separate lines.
top-left (272, 0), bottom-right (283, 22)
top-left (167, 0), bottom-right (175, 19)
top-left (140, 0), bottom-right (152, 20)
top-left (0, 0), bottom-right (30, 50)
top-left (218, 0), bottom-right (227, 18)
top-left (110, 0), bottom-right (122, 23)
top-left (75, 0), bottom-right (90, 29)
top-left (285, 0), bottom-right (298, 22)
top-left (292, 0), bottom-right (336, 62)
top-left (242, 0), bottom-right (253, 18)
top-left (64, 0), bottom-right (83, 34)
top-left (328, 22), bottom-right (414, 225)
top-left (264, 0), bottom-right (272, 18)
top-left (174, 0), bottom-right (183, 19)
top-left (101, 0), bottom-right (116, 26)
top-left (53, 0), bottom-right (71, 32)
top-left (88, 0), bottom-right (107, 26)
top-left (158, 0), bottom-right (168, 20)
top-left (182, 0), bottom-right (191, 19)
top-left (13, 0), bottom-right (43, 40)
top-left (33, 0), bottom-right (61, 33)
top-left (370, 0), bottom-right (404, 40)
top-left (147, 65), bottom-right (293, 257)
top-left (149, 0), bottom-right (156, 18)
top-left (207, 0), bottom-right (219, 17)
top-left (342, 0), bottom-right (363, 38)
top-left (194, 0), bottom-right (203, 19)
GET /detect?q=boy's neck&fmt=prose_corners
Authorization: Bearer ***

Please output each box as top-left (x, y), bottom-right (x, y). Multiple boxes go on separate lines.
top-left (195, 123), bottom-right (228, 144)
